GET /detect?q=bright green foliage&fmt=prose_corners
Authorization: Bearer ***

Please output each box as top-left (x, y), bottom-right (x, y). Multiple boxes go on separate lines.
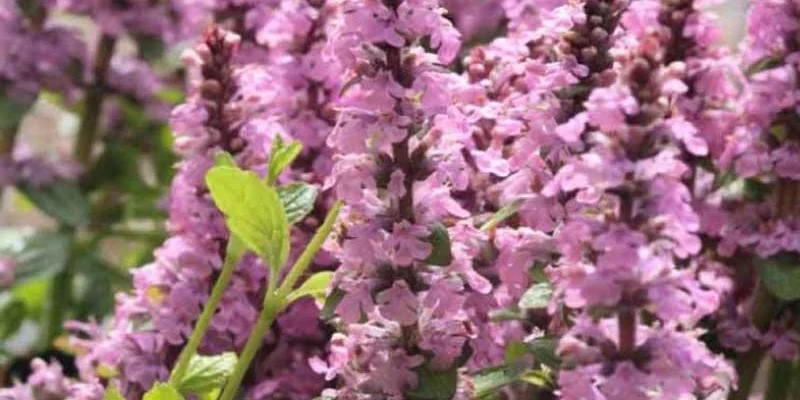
top-left (177, 352), bottom-right (238, 395)
top-left (205, 166), bottom-right (290, 272)
top-left (285, 271), bottom-right (333, 304)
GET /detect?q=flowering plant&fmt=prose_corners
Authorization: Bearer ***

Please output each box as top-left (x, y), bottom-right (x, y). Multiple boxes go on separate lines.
top-left (2, 0), bottom-right (800, 400)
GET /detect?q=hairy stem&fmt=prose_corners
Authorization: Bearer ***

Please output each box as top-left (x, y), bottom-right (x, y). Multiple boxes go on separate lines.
top-left (169, 239), bottom-right (244, 386)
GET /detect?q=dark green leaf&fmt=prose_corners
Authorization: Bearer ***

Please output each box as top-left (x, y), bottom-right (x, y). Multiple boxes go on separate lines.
top-left (424, 224), bottom-right (453, 266)
top-left (73, 253), bottom-right (124, 319)
top-left (278, 183), bottom-right (318, 225)
top-left (0, 95), bottom-right (32, 131)
top-left (518, 282), bottom-right (552, 309)
top-left (205, 166), bottom-right (290, 271)
top-left (765, 360), bottom-right (795, 400)
top-left (407, 364), bottom-right (458, 400)
top-left (0, 230), bottom-right (69, 285)
top-left (0, 293), bottom-right (25, 339)
top-left (746, 56), bottom-right (783, 76)
top-left (18, 180), bottom-right (90, 226)
top-left (472, 365), bottom-right (520, 399)
top-left (135, 34), bottom-right (165, 61)
top-left (320, 288), bottom-right (345, 321)
top-left (267, 137), bottom-right (303, 186)
top-left (286, 271), bottom-right (332, 304)
top-left (143, 382), bottom-right (184, 400)
top-left (83, 142), bottom-right (147, 194)
top-left (760, 254), bottom-right (800, 301)
top-left (525, 337), bottom-right (559, 368)
top-left (743, 179), bottom-right (770, 203)
top-left (178, 352), bottom-right (237, 395)
top-left (488, 307), bottom-right (526, 322)
top-left (504, 341), bottom-right (528, 364)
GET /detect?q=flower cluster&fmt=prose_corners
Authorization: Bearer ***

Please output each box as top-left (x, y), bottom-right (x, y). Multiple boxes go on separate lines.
top-left (6, 1), bottom-right (800, 400)
top-left (0, 0), bottom-right (85, 102)
top-left (538, 0), bottom-right (739, 397)
top-left (316, 1), bottom-right (489, 398)
top-left (709, 0), bottom-right (800, 367)
top-left (67, 23), bottom-right (333, 400)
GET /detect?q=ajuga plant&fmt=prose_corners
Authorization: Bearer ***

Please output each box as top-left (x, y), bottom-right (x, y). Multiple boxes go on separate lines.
top-left (5, 1), bottom-right (800, 400)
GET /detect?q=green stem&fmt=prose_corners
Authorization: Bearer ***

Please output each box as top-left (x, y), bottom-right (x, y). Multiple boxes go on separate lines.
top-left (168, 239), bottom-right (244, 386)
top-left (218, 289), bottom-right (280, 400)
top-left (74, 34), bottom-right (116, 167)
top-left (730, 282), bottom-right (777, 400)
top-left (764, 360), bottom-right (794, 400)
top-left (217, 201), bottom-right (341, 398)
top-left (276, 201), bottom-right (342, 302)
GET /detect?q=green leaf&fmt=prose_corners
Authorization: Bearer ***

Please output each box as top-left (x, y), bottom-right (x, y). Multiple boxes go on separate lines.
top-left (177, 352), bottom-right (237, 395)
top-left (480, 198), bottom-right (524, 231)
top-left (473, 365), bottom-right (520, 399)
top-left (519, 367), bottom-right (553, 388)
top-left (746, 55), bottom-right (783, 76)
top-left (18, 180), bottom-right (90, 226)
top-left (278, 183), bottom-right (318, 225)
top-left (504, 341), bottom-right (528, 364)
top-left (83, 142), bottom-right (147, 194)
top-left (104, 384), bottom-right (126, 400)
top-left (134, 34), bottom-right (165, 61)
top-left (765, 360), bottom-right (795, 400)
top-left (320, 288), bottom-right (345, 321)
top-left (760, 254), bottom-right (800, 301)
top-left (525, 337), bottom-right (560, 368)
top-left (0, 94), bottom-right (32, 131)
top-left (267, 137), bottom-right (302, 186)
top-left (407, 365), bottom-right (458, 400)
top-left (424, 224), bottom-right (453, 266)
top-left (743, 179), bottom-right (770, 203)
top-left (286, 271), bottom-right (333, 304)
top-left (72, 253), bottom-right (122, 320)
top-left (197, 388), bottom-right (221, 400)
top-left (0, 292), bottom-right (25, 339)
top-left (488, 307), bottom-right (526, 322)
top-left (143, 382), bottom-right (184, 400)
top-left (11, 278), bottom-right (48, 318)
top-left (205, 166), bottom-right (290, 271)
top-left (214, 152), bottom-right (237, 168)
top-left (518, 282), bottom-right (552, 309)
top-left (0, 230), bottom-right (69, 285)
